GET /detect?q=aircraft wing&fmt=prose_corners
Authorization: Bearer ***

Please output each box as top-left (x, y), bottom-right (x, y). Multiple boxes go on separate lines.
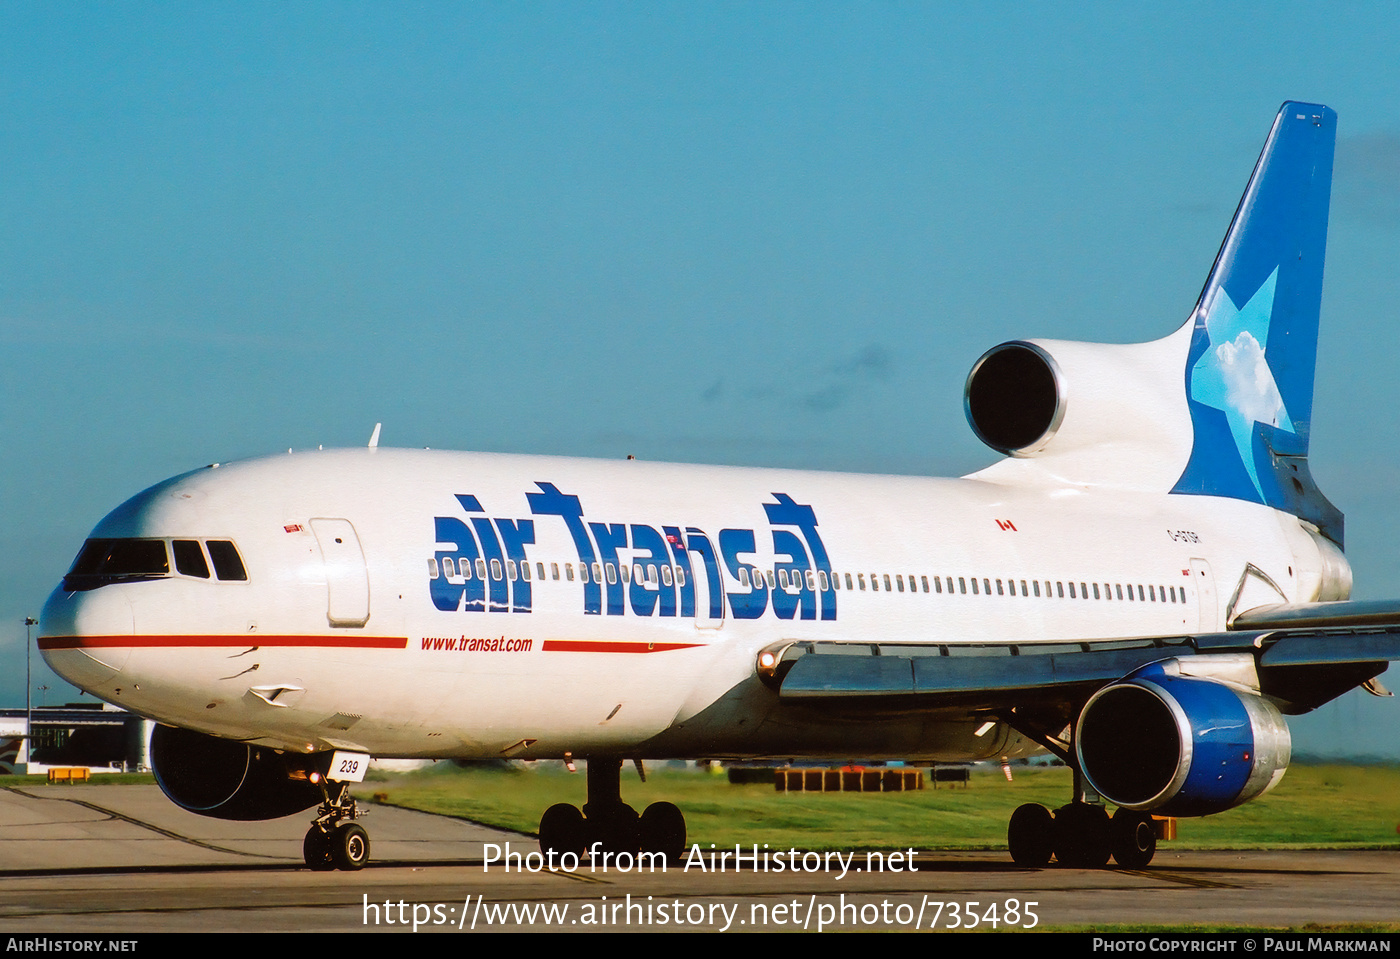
top-left (771, 624), bottom-right (1400, 715)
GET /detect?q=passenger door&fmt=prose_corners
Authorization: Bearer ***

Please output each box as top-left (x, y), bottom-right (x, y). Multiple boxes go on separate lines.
top-left (311, 518), bottom-right (370, 627)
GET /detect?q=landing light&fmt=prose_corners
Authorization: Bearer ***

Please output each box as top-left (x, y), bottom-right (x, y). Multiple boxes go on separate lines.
top-left (755, 642), bottom-right (798, 688)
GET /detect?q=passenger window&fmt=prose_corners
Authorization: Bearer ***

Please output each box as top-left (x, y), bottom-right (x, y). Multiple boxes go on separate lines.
top-left (845, 573), bottom-right (854, 590)
top-left (971, 578), bottom-right (979, 595)
top-left (897, 575), bottom-right (905, 593)
top-left (738, 567), bottom-right (751, 588)
top-left (476, 559), bottom-right (488, 580)
top-left (675, 567), bottom-right (686, 587)
top-left (858, 573), bottom-right (867, 591)
top-left (958, 577), bottom-right (966, 594)
top-left (552, 563), bottom-right (561, 580)
top-left (1032, 581), bottom-right (1041, 597)
top-left (490, 559), bottom-right (503, 581)
top-left (662, 565), bottom-right (673, 586)
top-left (507, 560), bottom-right (518, 581)
top-left (427, 558), bottom-right (440, 580)
top-left (441, 557), bottom-right (456, 578)
top-left (995, 579), bottom-right (1003, 596)
top-left (207, 541), bottom-right (247, 581)
top-left (606, 563), bottom-right (617, 585)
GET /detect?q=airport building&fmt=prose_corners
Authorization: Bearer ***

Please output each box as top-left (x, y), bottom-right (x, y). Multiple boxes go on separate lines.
top-left (0, 704), bottom-right (150, 774)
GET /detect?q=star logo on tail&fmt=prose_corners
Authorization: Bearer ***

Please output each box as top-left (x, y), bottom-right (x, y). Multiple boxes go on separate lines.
top-left (1188, 268), bottom-right (1295, 497)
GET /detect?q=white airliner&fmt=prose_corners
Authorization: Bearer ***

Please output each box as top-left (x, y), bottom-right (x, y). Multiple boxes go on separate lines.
top-left (38, 102), bottom-right (1400, 872)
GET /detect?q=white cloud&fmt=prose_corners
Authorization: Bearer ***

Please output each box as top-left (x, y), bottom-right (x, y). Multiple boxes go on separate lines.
top-left (1214, 331), bottom-right (1285, 426)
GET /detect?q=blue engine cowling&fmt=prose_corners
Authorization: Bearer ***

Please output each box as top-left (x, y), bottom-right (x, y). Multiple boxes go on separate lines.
top-left (1074, 670), bottom-right (1291, 817)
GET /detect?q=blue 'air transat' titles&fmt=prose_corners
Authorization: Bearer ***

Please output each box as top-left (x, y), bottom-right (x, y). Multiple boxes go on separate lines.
top-left (430, 483), bottom-right (836, 621)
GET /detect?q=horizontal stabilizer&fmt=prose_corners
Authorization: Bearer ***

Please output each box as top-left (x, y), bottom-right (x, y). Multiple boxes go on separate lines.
top-left (1231, 599), bottom-right (1400, 630)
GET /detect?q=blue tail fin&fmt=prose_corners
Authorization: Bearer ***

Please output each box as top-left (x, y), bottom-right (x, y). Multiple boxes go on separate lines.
top-left (1172, 101), bottom-right (1342, 544)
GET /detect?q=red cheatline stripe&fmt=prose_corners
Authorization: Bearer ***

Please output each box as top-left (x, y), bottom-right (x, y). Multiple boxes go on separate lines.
top-left (38, 635), bottom-right (408, 650)
top-left (540, 640), bottom-right (704, 653)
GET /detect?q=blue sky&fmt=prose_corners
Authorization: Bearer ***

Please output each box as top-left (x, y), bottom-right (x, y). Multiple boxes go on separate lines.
top-left (3, 3), bottom-right (1400, 757)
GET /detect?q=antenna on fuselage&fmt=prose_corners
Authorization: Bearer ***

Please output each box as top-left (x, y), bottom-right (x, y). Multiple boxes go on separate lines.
top-left (368, 423), bottom-right (382, 449)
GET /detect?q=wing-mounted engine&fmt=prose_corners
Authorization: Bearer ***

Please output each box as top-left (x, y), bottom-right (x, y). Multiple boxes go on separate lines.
top-left (1074, 659), bottom-right (1291, 817)
top-left (151, 724), bottom-right (325, 821)
top-left (964, 332), bottom-right (1195, 491)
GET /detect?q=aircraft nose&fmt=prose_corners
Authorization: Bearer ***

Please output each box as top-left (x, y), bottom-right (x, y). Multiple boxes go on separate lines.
top-left (37, 585), bottom-right (135, 690)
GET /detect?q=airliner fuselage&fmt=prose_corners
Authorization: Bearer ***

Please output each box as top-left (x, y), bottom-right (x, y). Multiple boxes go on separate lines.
top-left (40, 446), bottom-right (1333, 762)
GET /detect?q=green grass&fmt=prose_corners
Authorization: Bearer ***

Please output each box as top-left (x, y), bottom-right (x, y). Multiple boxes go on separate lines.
top-left (360, 762), bottom-right (1400, 851)
top-left (0, 772), bottom-right (156, 787)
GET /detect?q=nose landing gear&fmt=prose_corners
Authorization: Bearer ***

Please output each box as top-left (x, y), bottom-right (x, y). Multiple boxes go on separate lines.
top-left (303, 782), bottom-right (369, 871)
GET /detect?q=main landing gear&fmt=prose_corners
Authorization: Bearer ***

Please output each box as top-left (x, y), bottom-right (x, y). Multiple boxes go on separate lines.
top-left (1003, 712), bottom-right (1159, 869)
top-left (537, 758), bottom-right (687, 863)
top-left (1007, 801), bottom-right (1156, 869)
top-left (303, 781), bottom-right (370, 871)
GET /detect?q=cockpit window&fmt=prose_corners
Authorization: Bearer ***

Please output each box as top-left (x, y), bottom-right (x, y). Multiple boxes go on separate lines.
top-left (63, 537), bottom-right (247, 590)
top-left (64, 539), bottom-right (170, 590)
top-left (173, 540), bottom-right (210, 578)
top-left (206, 540), bottom-right (248, 581)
